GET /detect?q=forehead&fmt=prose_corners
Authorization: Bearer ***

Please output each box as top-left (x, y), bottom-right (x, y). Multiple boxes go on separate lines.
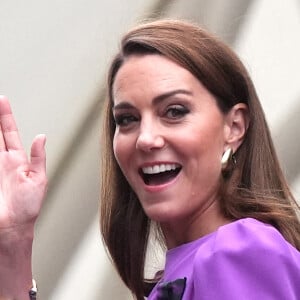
top-left (112, 54), bottom-right (198, 100)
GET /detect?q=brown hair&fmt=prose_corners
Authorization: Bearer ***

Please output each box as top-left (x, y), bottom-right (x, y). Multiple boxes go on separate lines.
top-left (100, 19), bottom-right (300, 299)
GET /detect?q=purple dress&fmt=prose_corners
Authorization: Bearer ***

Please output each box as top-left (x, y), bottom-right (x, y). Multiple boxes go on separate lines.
top-left (147, 218), bottom-right (300, 299)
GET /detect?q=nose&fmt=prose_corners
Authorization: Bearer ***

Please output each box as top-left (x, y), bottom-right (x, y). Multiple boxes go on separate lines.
top-left (136, 121), bottom-right (165, 152)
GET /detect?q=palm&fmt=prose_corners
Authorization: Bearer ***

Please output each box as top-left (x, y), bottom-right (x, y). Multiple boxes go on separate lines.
top-left (0, 96), bottom-right (47, 229)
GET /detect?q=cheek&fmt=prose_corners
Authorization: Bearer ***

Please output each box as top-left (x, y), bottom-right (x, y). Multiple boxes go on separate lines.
top-left (113, 135), bottom-right (138, 189)
top-left (187, 126), bottom-right (225, 168)
top-left (113, 133), bottom-right (133, 171)
top-left (113, 133), bottom-right (123, 167)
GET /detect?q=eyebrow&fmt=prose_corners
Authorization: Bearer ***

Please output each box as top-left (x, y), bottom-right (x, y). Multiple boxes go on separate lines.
top-left (113, 89), bottom-right (193, 111)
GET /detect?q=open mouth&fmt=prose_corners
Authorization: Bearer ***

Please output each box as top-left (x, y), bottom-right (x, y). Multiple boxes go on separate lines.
top-left (140, 163), bottom-right (182, 186)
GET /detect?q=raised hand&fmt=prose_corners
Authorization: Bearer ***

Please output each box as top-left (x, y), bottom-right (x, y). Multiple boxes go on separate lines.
top-left (0, 95), bottom-right (47, 299)
top-left (0, 95), bottom-right (47, 231)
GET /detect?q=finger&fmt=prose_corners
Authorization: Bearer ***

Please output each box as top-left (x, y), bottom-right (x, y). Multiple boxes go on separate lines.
top-left (0, 95), bottom-right (23, 151)
top-left (0, 126), bottom-right (6, 151)
top-left (0, 96), bottom-right (8, 151)
top-left (30, 134), bottom-right (47, 174)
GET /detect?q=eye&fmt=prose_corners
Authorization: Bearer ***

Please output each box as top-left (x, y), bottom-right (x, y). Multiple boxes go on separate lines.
top-left (165, 105), bottom-right (189, 119)
top-left (114, 114), bottom-right (138, 127)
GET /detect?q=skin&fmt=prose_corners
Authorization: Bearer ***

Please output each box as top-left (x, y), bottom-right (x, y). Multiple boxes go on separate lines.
top-left (0, 95), bottom-right (47, 299)
top-left (112, 54), bottom-right (248, 248)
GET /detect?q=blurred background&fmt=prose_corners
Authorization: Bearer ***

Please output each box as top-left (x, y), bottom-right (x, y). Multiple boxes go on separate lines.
top-left (0, 0), bottom-right (299, 298)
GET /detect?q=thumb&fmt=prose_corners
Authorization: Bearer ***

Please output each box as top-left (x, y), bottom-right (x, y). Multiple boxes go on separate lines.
top-left (30, 134), bottom-right (47, 174)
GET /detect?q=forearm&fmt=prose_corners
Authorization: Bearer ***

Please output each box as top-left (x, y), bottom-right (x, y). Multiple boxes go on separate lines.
top-left (0, 227), bottom-right (34, 300)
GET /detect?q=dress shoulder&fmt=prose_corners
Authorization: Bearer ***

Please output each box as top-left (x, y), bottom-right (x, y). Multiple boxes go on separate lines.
top-left (193, 218), bottom-right (300, 300)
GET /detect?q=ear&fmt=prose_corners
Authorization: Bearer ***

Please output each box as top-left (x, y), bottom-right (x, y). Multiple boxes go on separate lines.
top-left (223, 103), bottom-right (249, 153)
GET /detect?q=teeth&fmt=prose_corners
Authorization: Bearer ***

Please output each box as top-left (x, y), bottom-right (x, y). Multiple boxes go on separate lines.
top-left (142, 164), bottom-right (180, 175)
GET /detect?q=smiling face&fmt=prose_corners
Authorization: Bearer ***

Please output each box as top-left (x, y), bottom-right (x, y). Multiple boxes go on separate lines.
top-left (112, 54), bottom-right (237, 235)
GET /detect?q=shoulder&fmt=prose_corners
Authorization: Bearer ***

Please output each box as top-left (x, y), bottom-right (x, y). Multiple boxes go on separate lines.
top-left (197, 217), bottom-right (299, 263)
top-left (214, 217), bottom-right (291, 254)
top-left (192, 218), bottom-right (300, 298)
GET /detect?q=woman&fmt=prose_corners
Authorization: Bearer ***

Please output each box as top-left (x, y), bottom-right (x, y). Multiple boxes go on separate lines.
top-left (100, 20), bottom-right (300, 299)
top-left (0, 19), bottom-right (300, 299)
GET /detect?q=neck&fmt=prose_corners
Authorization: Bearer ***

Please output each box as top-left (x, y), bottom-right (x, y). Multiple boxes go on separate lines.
top-left (161, 200), bottom-right (232, 249)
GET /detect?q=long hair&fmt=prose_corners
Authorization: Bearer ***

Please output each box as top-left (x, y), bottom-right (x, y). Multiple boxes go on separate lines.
top-left (100, 19), bottom-right (300, 299)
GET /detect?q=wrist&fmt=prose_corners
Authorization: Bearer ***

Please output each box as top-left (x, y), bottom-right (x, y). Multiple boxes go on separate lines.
top-left (0, 224), bottom-right (34, 250)
top-left (0, 226), bottom-right (34, 300)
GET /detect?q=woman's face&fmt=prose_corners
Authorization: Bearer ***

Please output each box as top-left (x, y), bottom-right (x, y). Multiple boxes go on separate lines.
top-left (112, 54), bottom-right (233, 225)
